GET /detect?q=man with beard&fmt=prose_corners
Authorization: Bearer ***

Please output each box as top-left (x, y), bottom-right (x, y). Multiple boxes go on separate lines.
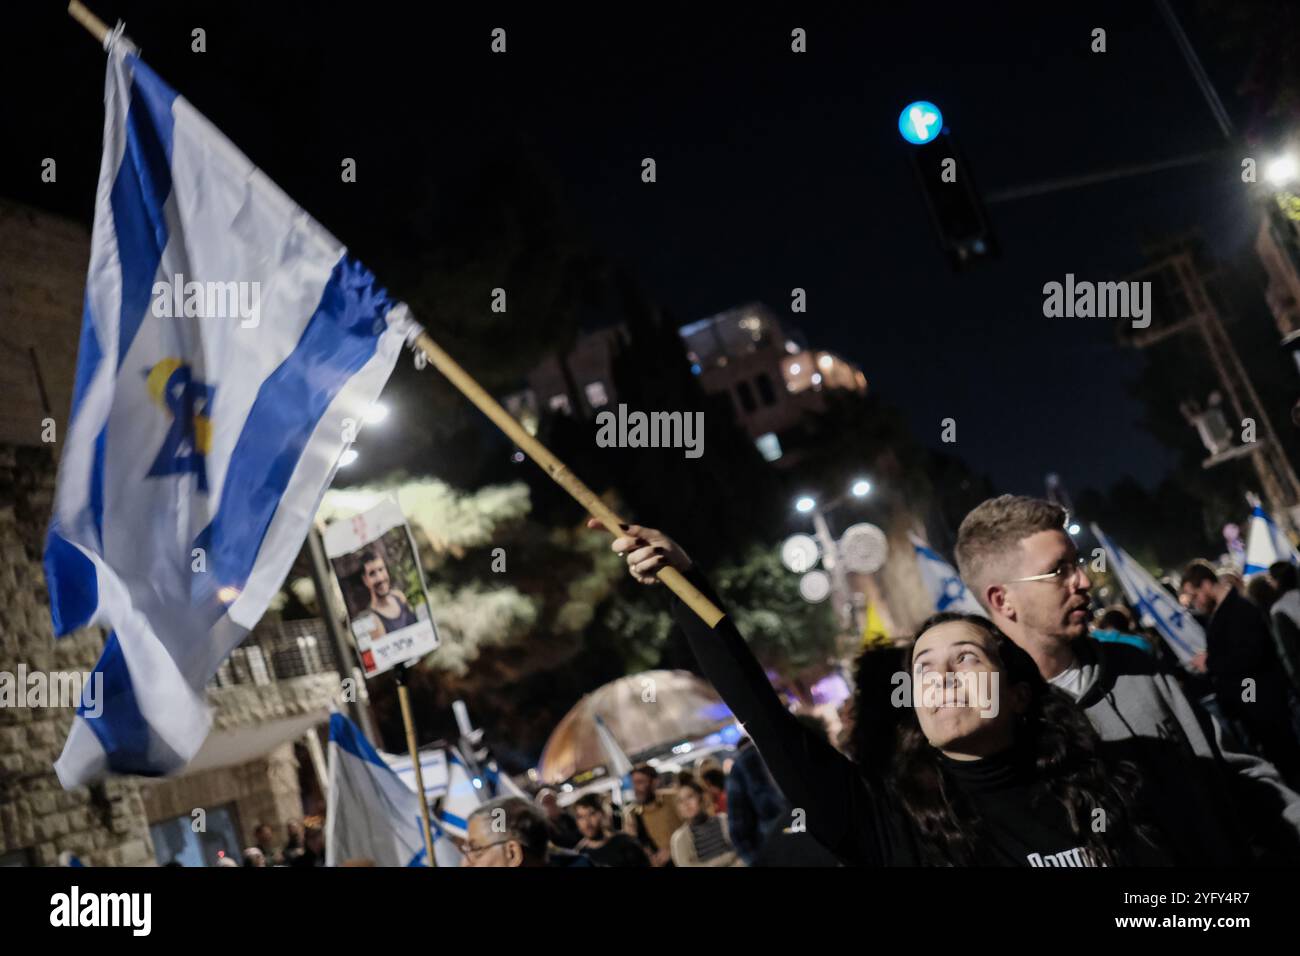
top-left (359, 549), bottom-right (418, 634)
top-left (1180, 560), bottom-right (1300, 787)
top-left (955, 495), bottom-right (1300, 864)
top-left (573, 794), bottom-right (649, 866)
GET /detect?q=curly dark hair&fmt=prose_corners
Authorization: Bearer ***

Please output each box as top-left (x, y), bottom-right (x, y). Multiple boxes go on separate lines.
top-left (889, 612), bottom-right (1149, 866)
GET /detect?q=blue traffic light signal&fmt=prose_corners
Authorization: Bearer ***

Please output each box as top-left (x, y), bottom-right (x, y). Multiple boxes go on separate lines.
top-left (899, 101), bottom-right (943, 145)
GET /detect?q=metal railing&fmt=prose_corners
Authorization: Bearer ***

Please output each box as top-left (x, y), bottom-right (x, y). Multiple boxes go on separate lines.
top-left (211, 618), bottom-right (340, 689)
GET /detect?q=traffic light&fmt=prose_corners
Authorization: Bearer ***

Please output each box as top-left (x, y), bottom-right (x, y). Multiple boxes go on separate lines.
top-left (899, 102), bottom-right (998, 270)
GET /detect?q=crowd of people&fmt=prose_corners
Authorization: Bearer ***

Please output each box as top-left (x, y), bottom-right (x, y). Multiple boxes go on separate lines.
top-left (212, 494), bottom-right (1300, 869)
top-left (462, 752), bottom-right (837, 867)
top-left (546, 496), bottom-right (1300, 868)
top-left (196, 819), bottom-right (326, 868)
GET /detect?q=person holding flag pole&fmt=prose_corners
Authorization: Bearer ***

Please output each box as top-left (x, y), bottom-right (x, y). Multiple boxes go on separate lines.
top-left (55, 0), bottom-right (724, 868)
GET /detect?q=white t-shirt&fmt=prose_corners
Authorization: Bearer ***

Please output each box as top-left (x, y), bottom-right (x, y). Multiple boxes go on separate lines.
top-left (1047, 664), bottom-right (1085, 700)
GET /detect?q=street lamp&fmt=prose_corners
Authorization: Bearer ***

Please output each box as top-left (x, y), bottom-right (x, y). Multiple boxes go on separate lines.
top-left (791, 479), bottom-right (875, 634)
top-left (1265, 154), bottom-right (1299, 187)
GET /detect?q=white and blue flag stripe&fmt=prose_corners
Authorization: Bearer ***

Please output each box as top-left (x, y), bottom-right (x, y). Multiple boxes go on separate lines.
top-left (1243, 503), bottom-right (1300, 576)
top-left (1091, 524), bottom-right (1205, 666)
top-left (326, 714), bottom-right (461, 868)
top-left (46, 35), bottom-right (410, 786)
top-left (909, 532), bottom-right (986, 617)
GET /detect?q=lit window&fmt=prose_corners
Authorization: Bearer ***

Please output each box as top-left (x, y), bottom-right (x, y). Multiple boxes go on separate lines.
top-left (548, 394), bottom-right (572, 414)
top-left (584, 381), bottom-right (609, 408)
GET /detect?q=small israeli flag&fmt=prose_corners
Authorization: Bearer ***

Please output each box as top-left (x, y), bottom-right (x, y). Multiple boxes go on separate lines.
top-left (1091, 525), bottom-right (1205, 666)
top-left (909, 533), bottom-right (986, 616)
top-left (1243, 503), bottom-right (1300, 576)
top-left (325, 714), bottom-right (461, 868)
top-left (45, 34), bottom-right (410, 786)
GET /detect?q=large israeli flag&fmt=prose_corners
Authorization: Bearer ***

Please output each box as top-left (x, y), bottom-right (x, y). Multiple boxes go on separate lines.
top-left (1091, 525), bottom-right (1205, 666)
top-left (909, 533), bottom-right (986, 616)
top-left (45, 34), bottom-right (411, 786)
top-left (325, 714), bottom-right (461, 868)
top-left (1243, 503), bottom-right (1300, 576)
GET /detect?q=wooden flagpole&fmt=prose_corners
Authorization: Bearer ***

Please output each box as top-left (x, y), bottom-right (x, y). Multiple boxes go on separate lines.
top-left (65, 1), bottom-right (725, 629)
top-left (409, 332), bottom-right (724, 626)
top-left (68, 1), bottom-right (109, 43)
top-left (395, 666), bottom-right (438, 868)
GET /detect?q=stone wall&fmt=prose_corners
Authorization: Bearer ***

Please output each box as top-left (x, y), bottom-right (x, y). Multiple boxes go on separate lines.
top-left (0, 443), bottom-right (155, 866)
top-left (0, 198), bottom-right (87, 449)
top-left (0, 200), bottom-right (325, 866)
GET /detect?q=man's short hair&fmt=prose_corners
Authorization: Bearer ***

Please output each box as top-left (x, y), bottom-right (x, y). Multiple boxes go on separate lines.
top-left (573, 793), bottom-right (606, 814)
top-left (955, 496), bottom-right (1066, 609)
top-left (1181, 560), bottom-right (1218, 589)
top-left (1270, 561), bottom-right (1297, 594)
top-left (1096, 607), bottom-right (1133, 632)
top-left (469, 797), bottom-right (550, 863)
top-left (630, 763), bottom-right (657, 781)
top-left (359, 549), bottom-right (380, 566)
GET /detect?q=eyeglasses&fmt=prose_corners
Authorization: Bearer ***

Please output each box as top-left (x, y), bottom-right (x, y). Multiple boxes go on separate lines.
top-left (461, 838), bottom-right (512, 860)
top-left (1008, 555), bottom-right (1088, 589)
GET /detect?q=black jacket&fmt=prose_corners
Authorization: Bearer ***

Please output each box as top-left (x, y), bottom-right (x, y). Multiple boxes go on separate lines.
top-left (668, 570), bottom-right (1167, 866)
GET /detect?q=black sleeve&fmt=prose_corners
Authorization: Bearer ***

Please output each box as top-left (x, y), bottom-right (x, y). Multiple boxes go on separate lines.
top-left (1272, 610), bottom-right (1300, 688)
top-left (615, 834), bottom-right (651, 867)
top-left (668, 567), bottom-right (903, 866)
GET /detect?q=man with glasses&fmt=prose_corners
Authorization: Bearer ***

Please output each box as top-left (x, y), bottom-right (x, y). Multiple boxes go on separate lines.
top-left (955, 495), bottom-right (1300, 863)
top-left (460, 797), bottom-right (593, 867)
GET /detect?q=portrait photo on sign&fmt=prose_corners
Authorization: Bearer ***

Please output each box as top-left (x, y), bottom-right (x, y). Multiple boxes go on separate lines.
top-left (323, 498), bottom-right (440, 677)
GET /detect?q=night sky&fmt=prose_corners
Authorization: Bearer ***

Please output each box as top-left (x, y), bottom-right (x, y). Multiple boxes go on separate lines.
top-left (4, 1), bottom-right (1271, 497)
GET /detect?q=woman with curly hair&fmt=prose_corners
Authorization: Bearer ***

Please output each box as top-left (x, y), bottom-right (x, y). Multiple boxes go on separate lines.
top-left (593, 519), bottom-right (1170, 866)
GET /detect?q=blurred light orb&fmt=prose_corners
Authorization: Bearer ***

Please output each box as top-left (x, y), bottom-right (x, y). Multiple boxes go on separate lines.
top-left (795, 496), bottom-right (817, 514)
top-left (799, 569), bottom-right (832, 603)
top-left (840, 523), bottom-right (888, 574)
top-left (781, 533), bottom-right (821, 573)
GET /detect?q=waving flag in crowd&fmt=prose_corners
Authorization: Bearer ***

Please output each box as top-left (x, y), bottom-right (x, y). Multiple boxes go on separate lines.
top-left (909, 532), bottom-right (986, 616)
top-left (44, 33), bottom-right (410, 786)
top-left (325, 714), bottom-right (462, 868)
top-left (1243, 501), bottom-right (1300, 576)
top-left (1091, 524), bottom-right (1205, 666)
